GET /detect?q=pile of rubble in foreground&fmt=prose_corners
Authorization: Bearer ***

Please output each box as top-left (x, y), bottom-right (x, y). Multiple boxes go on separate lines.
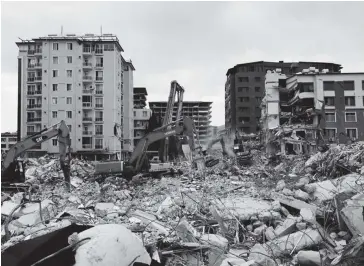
top-left (1, 142), bottom-right (364, 266)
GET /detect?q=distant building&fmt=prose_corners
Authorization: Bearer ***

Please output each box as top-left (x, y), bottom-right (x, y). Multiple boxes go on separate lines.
top-left (225, 61), bottom-right (342, 135)
top-left (16, 33), bottom-right (130, 159)
top-left (149, 101), bottom-right (212, 146)
top-left (1, 132), bottom-right (17, 154)
top-left (133, 87), bottom-right (151, 147)
top-left (261, 67), bottom-right (364, 155)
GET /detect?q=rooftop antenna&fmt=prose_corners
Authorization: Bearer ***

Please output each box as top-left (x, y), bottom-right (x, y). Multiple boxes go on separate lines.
top-left (61, 25), bottom-right (63, 36)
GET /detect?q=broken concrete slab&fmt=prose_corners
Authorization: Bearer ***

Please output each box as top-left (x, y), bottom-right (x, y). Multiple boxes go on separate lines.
top-left (131, 210), bottom-right (169, 235)
top-left (95, 202), bottom-right (115, 217)
top-left (297, 250), bottom-right (321, 266)
top-left (272, 192), bottom-right (322, 216)
top-left (296, 222), bottom-right (307, 230)
top-left (340, 193), bottom-right (364, 236)
top-left (17, 200), bottom-right (57, 227)
top-left (305, 174), bottom-right (364, 202)
top-left (276, 180), bottom-right (286, 191)
top-left (300, 208), bottom-right (316, 223)
top-left (265, 226), bottom-right (276, 241)
top-left (1, 201), bottom-right (21, 217)
top-left (200, 234), bottom-right (229, 266)
top-left (282, 188), bottom-right (294, 196)
top-left (254, 224), bottom-right (267, 235)
top-left (175, 217), bottom-right (199, 242)
top-left (294, 189), bottom-right (310, 201)
top-left (248, 243), bottom-right (275, 266)
top-left (295, 177), bottom-right (310, 189)
top-left (274, 216), bottom-right (296, 237)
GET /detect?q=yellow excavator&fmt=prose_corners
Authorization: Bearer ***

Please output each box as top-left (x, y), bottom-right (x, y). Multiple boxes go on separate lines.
top-left (1, 120), bottom-right (71, 190)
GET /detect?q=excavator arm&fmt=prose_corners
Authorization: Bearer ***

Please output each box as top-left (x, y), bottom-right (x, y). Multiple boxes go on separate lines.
top-left (1, 120), bottom-right (71, 185)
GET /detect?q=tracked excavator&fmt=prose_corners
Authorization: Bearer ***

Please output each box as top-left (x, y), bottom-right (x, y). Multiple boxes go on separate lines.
top-left (95, 116), bottom-right (203, 179)
top-left (1, 120), bottom-right (71, 190)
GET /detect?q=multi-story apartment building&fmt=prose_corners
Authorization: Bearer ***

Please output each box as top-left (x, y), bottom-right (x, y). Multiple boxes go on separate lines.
top-left (16, 33), bottom-right (127, 159)
top-left (225, 61), bottom-right (342, 135)
top-left (121, 61), bottom-right (135, 159)
top-left (1, 132), bottom-right (18, 154)
top-left (149, 101), bottom-right (212, 146)
top-left (133, 87), bottom-right (151, 147)
top-left (261, 67), bottom-right (364, 155)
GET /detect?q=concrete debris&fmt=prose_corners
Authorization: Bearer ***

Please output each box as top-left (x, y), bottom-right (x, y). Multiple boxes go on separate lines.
top-left (1, 144), bottom-right (363, 265)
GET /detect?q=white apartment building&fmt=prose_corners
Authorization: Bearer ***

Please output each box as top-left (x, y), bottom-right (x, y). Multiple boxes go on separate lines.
top-left (16, 33), bottom-right (128, 159)
top-left (1, 132), bottom-right (18, 154)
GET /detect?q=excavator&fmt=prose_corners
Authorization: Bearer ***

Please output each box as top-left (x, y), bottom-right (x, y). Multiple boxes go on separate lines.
top-left (95, 116), bottom-right (203, 179)
top-left (1, 120), bottom-right (71, 190)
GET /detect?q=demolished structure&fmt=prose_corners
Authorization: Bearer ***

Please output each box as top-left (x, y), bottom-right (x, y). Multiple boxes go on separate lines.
top-left (261, 67), bottom-right (364, 155)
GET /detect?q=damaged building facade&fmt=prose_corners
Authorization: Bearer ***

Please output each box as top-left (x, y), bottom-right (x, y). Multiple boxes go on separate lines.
top-left (262, 68), bottom-right (364, 155)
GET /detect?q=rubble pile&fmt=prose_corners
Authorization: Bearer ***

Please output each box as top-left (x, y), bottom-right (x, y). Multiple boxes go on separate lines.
top-left (2, 148), bottom-right (364, 266)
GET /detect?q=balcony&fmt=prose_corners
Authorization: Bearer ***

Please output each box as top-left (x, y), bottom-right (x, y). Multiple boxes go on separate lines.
top-left (34, 62), bottom-right (42, 68)
top-left (95, 77), bottom-right (103, 82)
top-left (95, 117), bottom-right (103, 122)
top-left (27, 104), bottom-right (42, 109)
top-left (28, 64), bottom-right (35, 69)
top-left (82, 89), bottom-right (93, 94)
top-left (95, 103), bottom-right (103, 108)
top-left (28, 50), bottom-right (35, 55)
top-left (83, 47), bottom-right (91, 54)
top-left (34, 76), bottom-right (42, 82)
top-left (83, 62), bottom-right (92, 68)
top-left (35, 48), bottom-right (42, 55)
top-left (27, 90), bottom-right (42, 95)
top-left (27, 117), bottom-right (42, 122)
top-left (82, 76), bottom-right (93, 82)
top-left (95, 90), bottom-right (103, 95)
top-left (82, 144), bottom-right (92, 149)
top-left (95, 63), bottom-right (103, 68)
top-left (95, 131), bottom-right (103, 136)
top-left (82, 131), bottom-right (93, 135)
top-left (82, 102), bottom-right (92, 108)
top-left (95, 144), bottom-right (103, 149)
top-left (82, 117), bottom-right (93, 122)
top-left (95, 49), bottom-right (103, 55)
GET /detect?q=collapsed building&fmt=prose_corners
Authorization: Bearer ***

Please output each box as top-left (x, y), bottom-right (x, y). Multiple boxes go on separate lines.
top-left (261, 68), bottom-right (364, 155)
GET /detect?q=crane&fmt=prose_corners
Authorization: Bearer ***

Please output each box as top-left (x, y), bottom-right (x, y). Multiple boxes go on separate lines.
top-left (1, 120), bottom-right (71, 189)
top-left (95, 116), bottom-right (200, 179)
top-left (159, 81), bottom-right (185, 162)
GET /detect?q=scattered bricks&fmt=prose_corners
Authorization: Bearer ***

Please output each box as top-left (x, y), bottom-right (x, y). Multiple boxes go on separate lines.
top-left (295, 177), bottom-right (310, 189)
top-left (297, 250), bottom-right (321, 266)
top-left (95, 203), bottom-right (115, 217)
top-left (295, 189), bottom-right (310, 201)
top-left (300, 208), bottom-right (316, 223)
top-left (258, 211), bottom-right (273, 222)
top-left (276, 180), bottom-right (286, 191)
top-left (271, 211), bottom-right (281, 220)
top-left (296, 222), bottom-right (307, 230)
top-left (265, 226), bottom-right (276, 241)
top-left (254, 224), bottom-right (267, 235)
top-left (303, 184), bottom-right (316, 194)
top-left (271, 200), bottom-right (281, 211)
top-left (274, 216), bottom-right (297, 237)
top-left (282, 188), bottom-right (294, 196)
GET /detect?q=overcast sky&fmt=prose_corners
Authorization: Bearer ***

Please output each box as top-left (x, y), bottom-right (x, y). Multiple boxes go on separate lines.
top-left (2, 1), bottom-right (364, 132)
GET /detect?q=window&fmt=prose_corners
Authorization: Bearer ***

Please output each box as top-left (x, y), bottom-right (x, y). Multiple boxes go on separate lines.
top-left (238, 107), bottom-right (250, 113)
top-left (323, 81), bottom-right (334, 91)
top-left (238, 87), bottom-right (242, 92)
top-left (95, 84), bottom-right (103, 94)
top-left (95, 125), bottom-right (103, 135)
top-left (95, 98), bottom-right (103, 108)
top-left (325, 112), bottom-right (336, 122)
top-left (346, 128), bottom-right (357, 139)
top-left (67, 97), bottom-right (72, 104)
top-left (53, 57), bottom-right (59, 64)
top-left (96, 71), bottom-right (103, 81)
top-left (95, 111), bottom-right (103, 121)
top-left (67, 111), bottom-right (72, 119)
top-left (52, 97), bottom-right (58, 104)
top-left (52, 111), bottom-right (57, 118)
top-left (239, 97), bottom-right (250, 102)
top-left (104, 44), bottom-right (114, 51)
top-left (324, 97), bottom-right (335, 106)
top-left (134, 111), bottom-right (136, 116)
top-left (67, 43), bottom-right (73, 50)
top-left (239, 117), bottom-right (250, 123)
top-left (1, 144), bottom-right (6, 148)
top-left (362, 80), bottom-right (364, 90)
top-left (52, 139), bottom-right (57, 146)
top-left (255, 87), bottom-right (260, 92)
top-left (52, 84), bottom-right (58, 91)
top-left (96, 57), bottom-right (104, 67)
top-left (67, 56), bottom-right (72, 64)
top-left (143, 111), bottom-right (148, 117)
top-left (239, 77), bottom-right (249, 82)
top-left (255, 77), bottom-right (261, 82)
top-left (343, 81), bottom-right (354, 91)
top-left (324, 129), bottom-right (336, 139)
top-left (256, 97), bottom-right (262, 103)
top-left (248, 66), bottom-right (255, 72)
top-left (95, 138), bottom-right (103, 149)
top-left (300, 83), bottom-right (314, 92)
top-left (52, 43), bottom-right (59, 51)
top-left (67, 70), bottom-right (72, 77)
top-left (67, 125), bottom-right (72, 132)
top-left (52, 70), bottom-right (58, 78)
top-left (345, 96), bottom-right (355, 106)
top-left (345, 112), bottom-right (357, 122)
top-left (67, 84), bottom-right (72, 91)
